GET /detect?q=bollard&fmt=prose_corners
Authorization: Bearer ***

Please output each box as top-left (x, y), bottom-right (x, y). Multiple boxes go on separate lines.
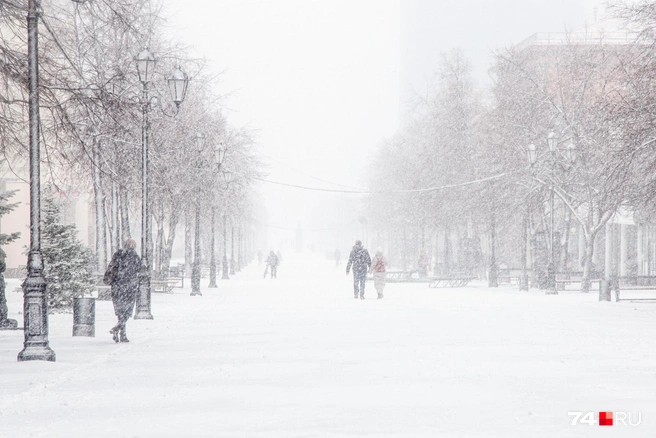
top-left (73, 297), bottom-right (95, 337)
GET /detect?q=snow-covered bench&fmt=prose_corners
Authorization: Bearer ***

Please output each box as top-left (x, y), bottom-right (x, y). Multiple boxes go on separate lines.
top-left (428, 276), bottom-right (475, 288)
top-left (382, 271), bottom-right (434, 283)
top-left (613, 276), bottom-right (656, 302)
top-left (151, 279), bottom-right (176, 294)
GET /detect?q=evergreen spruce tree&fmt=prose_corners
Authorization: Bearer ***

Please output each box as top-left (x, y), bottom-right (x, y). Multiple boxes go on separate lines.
top-left (0, 188), bottom-right (20, 329)
top-left (41, 192), bottom-right (95, 312)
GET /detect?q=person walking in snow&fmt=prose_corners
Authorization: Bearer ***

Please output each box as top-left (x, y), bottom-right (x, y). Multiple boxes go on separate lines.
top-left (264, 251), bottom-right (279, 279)
top-left (334, 248), bottom-right (341, 267)
top-left (104, 238), bottom-right (143, 343)
top-left (346, 240), bottom-right (371, 299)
top-left (257, 249), bottom-right (263, 266)
top-left (370, 248), bottom-right (387, 299)
top-left (417, 251), bottom-right (429, 278)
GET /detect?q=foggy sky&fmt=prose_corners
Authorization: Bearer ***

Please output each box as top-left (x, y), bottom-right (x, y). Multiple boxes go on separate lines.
top-left (165, 0), bottom-right (611, 250)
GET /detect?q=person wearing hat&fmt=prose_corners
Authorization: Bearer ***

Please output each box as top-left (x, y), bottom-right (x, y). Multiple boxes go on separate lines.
top-left (346, 240), bottom-right (371, 299)
top-left (105, 238), bottom-right (143, 343)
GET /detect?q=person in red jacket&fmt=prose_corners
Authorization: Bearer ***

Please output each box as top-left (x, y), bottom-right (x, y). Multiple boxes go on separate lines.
top-left (370, 248), bottom-right (387, 299)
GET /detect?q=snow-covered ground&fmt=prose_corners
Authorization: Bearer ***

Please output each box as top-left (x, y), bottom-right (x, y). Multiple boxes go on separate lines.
top-left (1, 253), bottom-right (654, 437)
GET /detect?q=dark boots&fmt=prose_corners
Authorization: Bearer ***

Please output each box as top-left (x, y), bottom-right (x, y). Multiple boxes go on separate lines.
top-left (110, 327), bottom-right (119, 343)
top-left (110, 318), bottom-right (129, 343)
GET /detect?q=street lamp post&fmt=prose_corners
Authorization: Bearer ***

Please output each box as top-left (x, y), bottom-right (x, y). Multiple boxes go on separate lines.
top-left (208, 143), bottom-right (226, 288)
top-left (133, 48), bottom-right (157, 319)
top-left (134, 52), bottom-right (189, 316)
top-left (521, 143), bottom-right (538, 292)
top-left (18, 0), bottom-right (56, 362)
top-left (191, 133), bottom-right (205, 297)
top-left (221, 171), bottom-right (234, 279)
top-left (208, 208), bottom-right (217, 288)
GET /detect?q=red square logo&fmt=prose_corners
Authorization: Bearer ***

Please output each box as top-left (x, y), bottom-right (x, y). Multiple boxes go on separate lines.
top-left (599, 412), bottom-right (613, 426)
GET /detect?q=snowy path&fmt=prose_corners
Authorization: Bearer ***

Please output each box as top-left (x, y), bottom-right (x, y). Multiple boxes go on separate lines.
top-left (1, 254), bottom-right (655, 437)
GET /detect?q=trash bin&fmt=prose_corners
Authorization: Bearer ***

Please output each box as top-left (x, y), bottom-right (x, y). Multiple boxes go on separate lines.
top-left (73, 297), bottom-right (95, 337)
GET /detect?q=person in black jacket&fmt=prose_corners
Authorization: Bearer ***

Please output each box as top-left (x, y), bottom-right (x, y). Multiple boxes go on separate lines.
top-left (105, 239), bottom-right (144, 343)
top-left (346, 240), bottom-right (371, 299)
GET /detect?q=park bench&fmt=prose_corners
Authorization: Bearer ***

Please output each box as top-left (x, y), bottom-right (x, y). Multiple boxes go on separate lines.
top-left (614, 275), bottom-right (656, 302)
top-left (498, 267), bottom-right (524, 285)
top-left (385, 270), bottom-right (435, 283)
top-left (94, 274), bottom-right (111, 300)
top-left (151, 279), bottom-right (175, 294)
top-left (384, 271), bottom-right (415, 282)
top-left (555, 271), bottom-right (602, 291)
top-left (555, 278), bottom-right (602, 290)
top-left (366, 270), bottom-right (474, 286)
top-left (428, 276), bottom-right (476, 288)
top-left (167, 265), bottom-right (185, 288)
top-left (96, 285), bottom-right (112, 300)
top-left (149, 265), bottom-right (186, 294)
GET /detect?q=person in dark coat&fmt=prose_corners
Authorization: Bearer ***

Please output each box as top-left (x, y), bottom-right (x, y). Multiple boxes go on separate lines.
top-left (106, 238), bottom-right (143, 343)
top-left (346, 240), bottom-right (371, 299)
top-left (264, 251), bottom-right (279, 279)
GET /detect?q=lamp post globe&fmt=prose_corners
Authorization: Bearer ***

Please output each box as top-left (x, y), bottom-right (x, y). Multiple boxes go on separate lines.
top-left (136, 48), bottom-right (156, 84)
top-left (527, 143), bottom-right (537, 166)
top-left (566, 142), bottom-right (578, 164)
top-left (167, 65), bottom-right (189, 109)
top-left (547, 131), bottom-right (556, 153)
top-left (214, 143), bottom-right (226, 168)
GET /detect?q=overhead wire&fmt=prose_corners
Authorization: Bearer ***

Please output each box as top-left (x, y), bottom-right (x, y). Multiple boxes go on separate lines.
top-left (254, 150), bottom-right (366, 191)
top-left (254, 172), bottom-right (508, 194)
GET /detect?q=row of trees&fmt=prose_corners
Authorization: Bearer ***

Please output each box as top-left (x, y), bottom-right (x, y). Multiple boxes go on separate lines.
top-left (0, 0), bottom-right (262, 309)
top-left (367, 3), bottom-right (656, 294)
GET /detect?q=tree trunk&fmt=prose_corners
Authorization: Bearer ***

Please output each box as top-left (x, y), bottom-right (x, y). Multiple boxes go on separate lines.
top-left (111, 181), bottom-right (119, 253)
top-left (119, 186), bottom-right (131, 242)
top-left (162, 205), bottom-right (179, 278)
top-left (581, 232), bottom-right (595, 293)
top-left (520, 211), bottom-right (529, 291)
top-left (560, 207), bottom-right (572, 273)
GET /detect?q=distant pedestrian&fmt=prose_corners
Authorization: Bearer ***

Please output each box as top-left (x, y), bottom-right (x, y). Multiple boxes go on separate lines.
top-left (370, 249), bottom-right (387, 299)
top-left (334, 248), bottom-right (341, 266)
top-left (104, 239), bottom-right (143, 343)
top-left (257, 250), bottom-right (263, 266)
top-left (417, 251), bottom-right (429, 277)
top-left (346, 240), bottom-right (371, 299)
top-left (264, 251), bottom-right (279, 279)
top-left (276, 250), bottom-right (283, 264)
